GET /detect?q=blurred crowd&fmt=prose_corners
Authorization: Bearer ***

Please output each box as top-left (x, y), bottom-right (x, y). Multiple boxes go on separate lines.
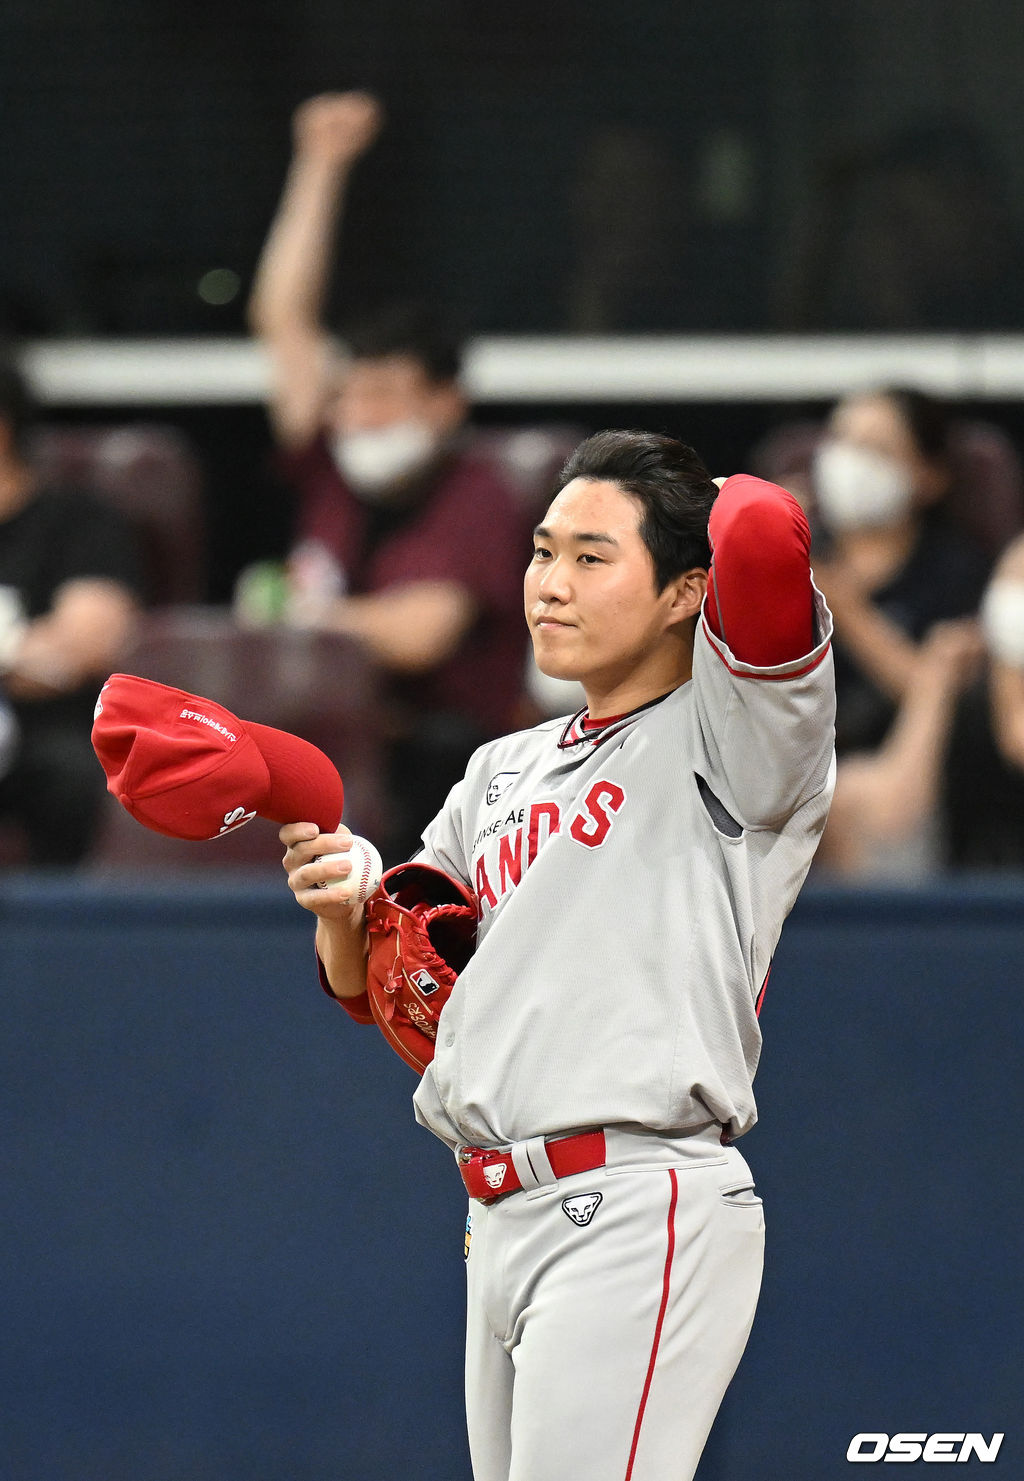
top-left (2, 91), bottom-right (1024, 878)
top-left (752, 387), bottom-right (1024, 877)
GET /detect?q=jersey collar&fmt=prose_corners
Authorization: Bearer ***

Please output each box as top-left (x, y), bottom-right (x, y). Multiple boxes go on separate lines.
top-left (556, 690), bottom-right (677, 750)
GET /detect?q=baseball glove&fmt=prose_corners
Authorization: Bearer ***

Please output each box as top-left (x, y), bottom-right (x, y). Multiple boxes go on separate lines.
top-left (364, 863), bottom-right (478, 1073)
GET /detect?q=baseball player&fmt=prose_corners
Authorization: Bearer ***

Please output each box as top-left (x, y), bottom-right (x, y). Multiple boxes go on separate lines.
top-left (282, 429), bottom-right (836, 1481)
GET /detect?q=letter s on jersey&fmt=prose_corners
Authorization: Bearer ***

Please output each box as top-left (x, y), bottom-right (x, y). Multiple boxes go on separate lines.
top-left (568, 780), bottom-right (626, 849)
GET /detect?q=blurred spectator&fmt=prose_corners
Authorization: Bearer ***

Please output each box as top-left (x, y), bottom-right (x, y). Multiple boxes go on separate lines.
top-left (943, 534), bottom-right (1024, 869)
top-left (0, 356), bottom-right (143, 865)
top-left (756, 387), bottom-right (993, 757)
top-left (814, 619), bottom-right (983, 879)
top-left (248, 93), bottom-right (531, 860)
top-left (817, 534), bottom-right (1024, 877)
top-left (753, 402), bottom-right (1023, 562)
top-left (0, 688), bottom-right (15, 781)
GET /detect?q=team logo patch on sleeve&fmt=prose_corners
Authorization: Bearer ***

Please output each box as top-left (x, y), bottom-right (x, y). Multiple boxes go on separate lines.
top-left (561, 1192), bottom-right (602, 1226)
top-left (464, 1211), bottom-right (472, 1259)
top-left (486, 772), bottom-right (519, 805)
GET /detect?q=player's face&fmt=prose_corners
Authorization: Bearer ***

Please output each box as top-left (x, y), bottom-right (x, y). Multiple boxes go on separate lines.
top-left (525, 477), bottom-right (705, 713)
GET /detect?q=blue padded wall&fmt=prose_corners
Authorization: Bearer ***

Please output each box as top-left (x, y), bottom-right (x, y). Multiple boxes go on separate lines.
top-left (1, 877), bottom-right (1021, 1480)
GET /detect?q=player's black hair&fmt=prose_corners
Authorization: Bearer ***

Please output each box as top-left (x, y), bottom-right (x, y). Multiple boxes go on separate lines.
top-left (557, 429), bottom-right (718, 590)
top-left (0, 348), bottom-right (37, 458)
top-left (342, 301), bottom-right (463, 385)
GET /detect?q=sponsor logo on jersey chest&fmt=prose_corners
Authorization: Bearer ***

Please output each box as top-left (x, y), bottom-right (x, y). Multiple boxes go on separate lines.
top-left (486, 771), bottom-right (519, 805)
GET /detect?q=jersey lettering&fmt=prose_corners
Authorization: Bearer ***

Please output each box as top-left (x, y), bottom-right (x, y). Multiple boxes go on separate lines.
top-left (475, 854), bottom-right (499, 912)
top-left (475, 800), bottom-right (562, 918)
top-left (568, 780), bottom-right (626, 849)
top-left (527, 800), bottom-right (561, 865)
top-left (497, 829), bottom-right (524, 893)
top-left (472, 806), bottom-right (525, 853)
top-left (473, 782), bottom-right (627, 917)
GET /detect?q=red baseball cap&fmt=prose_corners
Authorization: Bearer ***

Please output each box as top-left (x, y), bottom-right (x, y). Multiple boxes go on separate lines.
top-left (92, 673), bottom-right (344, 841)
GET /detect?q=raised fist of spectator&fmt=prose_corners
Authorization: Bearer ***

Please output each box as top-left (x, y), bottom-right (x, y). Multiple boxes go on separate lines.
top-left (292, 91), bottom-right (384, 169)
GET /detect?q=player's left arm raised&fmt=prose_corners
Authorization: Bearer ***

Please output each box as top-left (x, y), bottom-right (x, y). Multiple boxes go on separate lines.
top-left (697, 474), bottom-right (835, 828)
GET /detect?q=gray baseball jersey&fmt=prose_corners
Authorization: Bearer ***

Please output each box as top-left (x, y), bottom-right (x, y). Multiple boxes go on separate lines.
top-left (411, 586), bottom-right (836, 1153)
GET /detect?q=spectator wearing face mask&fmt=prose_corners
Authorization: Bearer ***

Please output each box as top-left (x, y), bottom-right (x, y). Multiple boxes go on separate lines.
top-left (942, 535), bottom-right (1024, 868)
top-left (812, 533), bottom-right (1024, 878)
top-left (248, 92), bottom-right (531, 859)
top-left (805, 387), bottom-right (991, 756)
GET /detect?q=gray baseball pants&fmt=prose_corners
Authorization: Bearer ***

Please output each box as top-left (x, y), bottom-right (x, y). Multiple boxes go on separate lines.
top-left (462, 1126), bottom-right (764, 1481)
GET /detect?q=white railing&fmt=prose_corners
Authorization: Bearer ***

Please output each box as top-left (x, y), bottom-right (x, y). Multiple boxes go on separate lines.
top-left (20, 334), bottom-right (1024, 405)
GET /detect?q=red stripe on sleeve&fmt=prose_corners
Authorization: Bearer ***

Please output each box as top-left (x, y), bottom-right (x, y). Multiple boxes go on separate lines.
top-left (705, 475), bottom-right (815, 667)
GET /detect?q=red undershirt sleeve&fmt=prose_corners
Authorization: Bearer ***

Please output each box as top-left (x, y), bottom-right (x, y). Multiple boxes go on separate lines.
top-left (703, 474), bottom-right (815, 667)
top-left (316, 947), bottom-right (374, 1024)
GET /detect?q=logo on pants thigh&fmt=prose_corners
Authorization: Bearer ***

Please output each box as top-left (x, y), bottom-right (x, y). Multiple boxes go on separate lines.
top-left (561, 1192), bottom-right (602, 1226)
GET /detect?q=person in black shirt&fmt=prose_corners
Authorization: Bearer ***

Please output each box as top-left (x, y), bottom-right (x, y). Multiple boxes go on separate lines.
top-left (807, 387), bottom-right (990, 755)
top-left (0, 357), bottom-right (143, 864)
top-left (809, 534), bottom-right (1024, 879)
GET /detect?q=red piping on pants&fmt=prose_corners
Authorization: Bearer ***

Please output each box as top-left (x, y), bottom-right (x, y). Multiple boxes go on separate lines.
top-left (624, 1167), bottom-right (679, 1480)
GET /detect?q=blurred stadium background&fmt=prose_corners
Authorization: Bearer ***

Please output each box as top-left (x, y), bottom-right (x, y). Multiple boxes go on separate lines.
top-left (2, 2), bottom-right (1022, 1477)
top-left (6, 0), bottom-right (1024, 597)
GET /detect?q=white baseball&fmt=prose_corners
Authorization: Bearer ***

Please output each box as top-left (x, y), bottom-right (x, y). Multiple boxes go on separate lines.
top-left (317, 835), bottom-right (384, 902)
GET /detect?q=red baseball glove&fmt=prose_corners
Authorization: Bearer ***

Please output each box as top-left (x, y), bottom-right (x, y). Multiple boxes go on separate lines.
top-left (364, 863), bottom-right (478, 1072)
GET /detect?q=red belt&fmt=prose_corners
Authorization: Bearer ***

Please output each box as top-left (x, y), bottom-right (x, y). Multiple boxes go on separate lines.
top-left (458, 1130), bottom-right (606, 1203)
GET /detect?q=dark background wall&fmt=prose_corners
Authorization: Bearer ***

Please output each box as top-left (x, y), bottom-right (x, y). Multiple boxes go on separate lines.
top-left (8, 0), bottom-right (1024, 598)
top-left (3, 0), bottom-right (1024, 337)
top-left (1, 875), bottom-right (1021, 1480)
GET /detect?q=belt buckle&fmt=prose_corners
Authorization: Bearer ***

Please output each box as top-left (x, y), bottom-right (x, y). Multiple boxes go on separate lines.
top-left (458, 1145), bottom-right (512, 1204)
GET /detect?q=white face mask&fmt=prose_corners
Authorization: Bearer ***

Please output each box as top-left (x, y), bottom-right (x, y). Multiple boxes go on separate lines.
top-left (982, 579), bottom-right (1024, 669)
top-left (330, 420), bottom-right (439, 500)
top-left (813, 440), bottom-right (914, 532)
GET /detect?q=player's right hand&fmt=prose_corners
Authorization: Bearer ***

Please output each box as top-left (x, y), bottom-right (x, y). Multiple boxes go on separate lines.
top-left (280, 821), bottom-right (365, 921)
top-left (292, 92), bottom-right (383, 169)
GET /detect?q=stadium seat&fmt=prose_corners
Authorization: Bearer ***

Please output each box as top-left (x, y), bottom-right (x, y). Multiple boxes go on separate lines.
top-left (472, 424), bottom-right (584, 517)
top-left (29, 423), bottom-right (206, 604)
